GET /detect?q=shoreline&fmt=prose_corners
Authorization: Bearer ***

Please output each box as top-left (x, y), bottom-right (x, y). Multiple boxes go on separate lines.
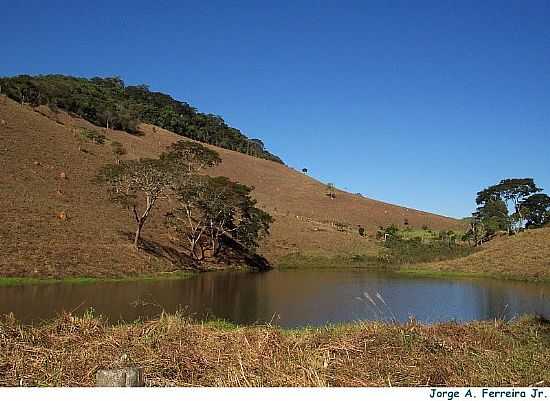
top-left (0, 270), bottom-right (195, 287)
top-left (3, 260), bottom-right (550, 286)
top-left (275, 254), bottom-right (550, 283)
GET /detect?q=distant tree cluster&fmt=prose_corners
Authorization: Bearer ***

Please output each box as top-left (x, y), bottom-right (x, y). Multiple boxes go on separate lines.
top-left (0, 75), bottom-right (283, 164)
top-left (464, 178), bottom-right (550, 245)
top-left (97, 140), bottom-right (272, 261)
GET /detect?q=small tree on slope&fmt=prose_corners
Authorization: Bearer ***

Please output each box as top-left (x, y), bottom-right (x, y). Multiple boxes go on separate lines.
top-left (98, 158), bottom-right (173, 249)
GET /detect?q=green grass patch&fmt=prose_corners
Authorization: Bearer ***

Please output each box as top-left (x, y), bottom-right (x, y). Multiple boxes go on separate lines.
top-left (276, 253), bottom-right (388, 270)
top-left (0, 271), bottom-right (195, 287)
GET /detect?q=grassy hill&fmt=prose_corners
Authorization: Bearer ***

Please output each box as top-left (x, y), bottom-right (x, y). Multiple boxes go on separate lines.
top-left (0, 96), bottom-right (461, 279)
top-left (407, 228), bottom-right (550, 281)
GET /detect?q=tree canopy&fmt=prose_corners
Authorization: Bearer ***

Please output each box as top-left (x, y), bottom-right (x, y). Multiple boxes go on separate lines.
top-left (520, 193), bottom-right (550, 228)
top-left (0, 74), bottom-right (283, 164)
top-left (166, 175), bottom-right (272, 260)
top-left (97, 157), bottom-right (174, 248)
top-left (468, 177), bottom-right (549, 243)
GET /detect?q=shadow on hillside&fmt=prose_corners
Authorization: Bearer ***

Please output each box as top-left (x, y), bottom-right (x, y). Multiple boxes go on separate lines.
top-left (217, 236), bottom-right (271, 271)
top-left (138, 237), bottom-right (199, 270)
top-left (120, 232), bottom-right (271, 272)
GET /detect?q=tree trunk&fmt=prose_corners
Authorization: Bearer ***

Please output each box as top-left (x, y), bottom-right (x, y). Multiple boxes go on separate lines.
top-left (211, 236), bottom-right (220, 256)
top-left (134, 220), bottom-right (144, 249)
top-left (191, 242), bottom-right (204, 260)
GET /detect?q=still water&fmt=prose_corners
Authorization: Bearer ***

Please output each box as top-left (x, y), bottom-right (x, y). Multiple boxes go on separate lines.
top-left (1, 270), bottom-right (549, 327)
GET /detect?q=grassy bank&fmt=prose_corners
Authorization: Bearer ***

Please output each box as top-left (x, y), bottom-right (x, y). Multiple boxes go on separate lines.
top-left (0, 271), bottom-right (194, 287)
top-left (0, 313), bottom-right (549, 386)
top-left (277, 237), bottom-right (476, 271)
top-left (276, 253), bottom-right (386, 270)
top-left (396, 267), bottom-right (550, 283)
top-left (415, 228), bottom-right (550, 282)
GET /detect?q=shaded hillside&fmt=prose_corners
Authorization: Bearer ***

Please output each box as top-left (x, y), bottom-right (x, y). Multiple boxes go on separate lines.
top-left (0, 97), bottom-right (461, 278)
top-left (416, 228), bottom-right (550, 281)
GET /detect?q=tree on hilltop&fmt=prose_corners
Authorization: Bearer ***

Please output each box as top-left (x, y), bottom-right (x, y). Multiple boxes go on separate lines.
top-left (520, 193), bottom-right (550, 228)
top-left (476, 178), bottom-right (541, 232)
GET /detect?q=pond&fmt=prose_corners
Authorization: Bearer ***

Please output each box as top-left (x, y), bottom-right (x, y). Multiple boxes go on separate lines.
top-left (1, 270), bottom-right (549, 327)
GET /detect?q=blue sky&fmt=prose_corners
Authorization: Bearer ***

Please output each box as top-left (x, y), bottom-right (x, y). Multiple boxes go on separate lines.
top-left (2, 1), bottom-right (549, 218)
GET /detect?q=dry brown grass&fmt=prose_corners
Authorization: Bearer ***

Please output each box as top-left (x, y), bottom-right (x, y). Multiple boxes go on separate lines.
top-left (0, 98), bottom-right (461, 278)
top-left (414, 228), bottom-right (550, 281)
top-left (0, 313), bottom-right (548, 387)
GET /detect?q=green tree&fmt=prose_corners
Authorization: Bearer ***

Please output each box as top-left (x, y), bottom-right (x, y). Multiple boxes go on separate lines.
top-left (161, 140), bottom-right (221, 175)
top-left (166, 175), bottom-right (272, 260)
top-left (476, 178), bottom-right (542, 231)
top-left (520, 193), bottom-right (550, 228)
top-left (475, 197), bottom-right (510, 235)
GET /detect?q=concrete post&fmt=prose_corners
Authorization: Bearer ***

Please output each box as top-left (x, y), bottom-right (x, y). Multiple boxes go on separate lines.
top-left (95, 367), bottom-right (144, 387)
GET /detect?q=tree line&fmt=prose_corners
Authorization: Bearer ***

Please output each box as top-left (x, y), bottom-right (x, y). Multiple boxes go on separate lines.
top-left (97, 140), bottom-right (273, 262)
top-left (0, 74), bottom-right (283, 164)
top-left (464, 178), bottom-right (550, 245)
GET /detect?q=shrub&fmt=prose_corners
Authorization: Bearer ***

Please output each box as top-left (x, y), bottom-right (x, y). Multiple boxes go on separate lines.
top-left (79, 128), bottom-right (106, 144)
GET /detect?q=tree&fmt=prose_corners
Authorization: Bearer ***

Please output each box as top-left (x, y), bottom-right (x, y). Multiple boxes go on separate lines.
top-left (475, 197), bottom-right (510, 235)
top-left (476, 178), bottom-right (542, 231)
top-left (98, 158), bottom-right (173, 249)
top-left (165, 176), bottom-right (212, 260)
top-left (161, 140), bottom-right (221, 176)
top-left (326, 183), bottom-right (336, 199)
top-left (302, 168), bottom-right (308, 174)
top-left (520, 193), bottom-right (550, 228)
top-left (462, 215), bottom-right (488, 246)
top-left (166, 175), bottom-right (272, 260)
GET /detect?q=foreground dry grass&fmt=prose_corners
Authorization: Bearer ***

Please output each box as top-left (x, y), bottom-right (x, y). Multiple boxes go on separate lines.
top-left (417, 228), bottom-right (550, 281)
top-left (1, 313), bottom-right (549, 387)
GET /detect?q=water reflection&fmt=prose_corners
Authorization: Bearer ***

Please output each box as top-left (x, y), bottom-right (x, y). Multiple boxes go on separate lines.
top-left (0, 270), bottom-right (548, 327)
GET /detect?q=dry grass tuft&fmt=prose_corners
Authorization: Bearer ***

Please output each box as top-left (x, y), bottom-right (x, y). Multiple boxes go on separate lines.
top-left (1, 313), bottom-right (549, 387)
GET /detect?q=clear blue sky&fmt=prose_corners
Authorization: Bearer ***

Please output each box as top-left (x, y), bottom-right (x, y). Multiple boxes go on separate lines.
top-left (2, 1), bottom-right (549, 218)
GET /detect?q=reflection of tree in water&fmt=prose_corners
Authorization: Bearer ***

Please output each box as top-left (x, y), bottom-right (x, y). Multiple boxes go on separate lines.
top-left (181, 272), bottom-right (264, 324)
top-left (475, 280), bottom-right (550, 321)
top-left (2, 273), bottom-right (550, 326)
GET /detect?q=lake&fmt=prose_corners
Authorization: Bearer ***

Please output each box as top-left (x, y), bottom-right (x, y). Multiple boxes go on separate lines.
top-left (1, 270), bottom-right (549, 327)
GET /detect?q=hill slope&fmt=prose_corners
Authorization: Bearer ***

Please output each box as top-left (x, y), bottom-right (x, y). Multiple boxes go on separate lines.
top-left (414, 228), bottom-right (550, 281)
top-left (0, 97), bottom-right (461, 278)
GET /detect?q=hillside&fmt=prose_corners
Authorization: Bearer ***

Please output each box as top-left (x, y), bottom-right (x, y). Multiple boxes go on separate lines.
top-left (0, 96), bottom-right (461, 278)
top-left (0, 75), bottom-right (283, 163)
top-left (412, 228), bottom-right (550, 281)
